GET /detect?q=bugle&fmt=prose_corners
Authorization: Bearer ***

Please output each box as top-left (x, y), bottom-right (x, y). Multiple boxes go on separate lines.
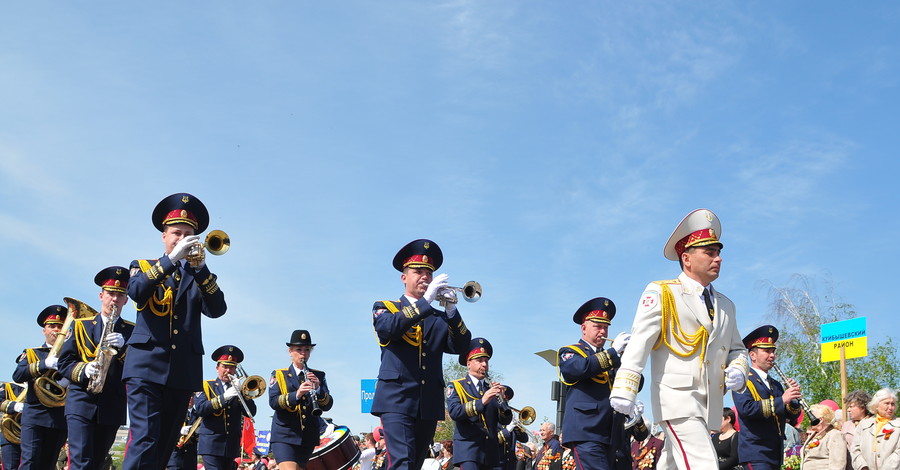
top-left (771, 363), bottom-right (820, 426)
top-left (437, 281), bottom-right (482, 306)
top-left (185, 229), bottom-right (230, 266)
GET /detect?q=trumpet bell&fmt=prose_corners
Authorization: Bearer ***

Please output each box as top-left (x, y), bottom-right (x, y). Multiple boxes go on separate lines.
top-left (516, 406), bottom-right (536, 426)
top-left (241, 375), bottom-right (267, 400)
top-left (34, 376), bottom-right (67, 408)
top-left (205, 230), bottom-right (230, 256)
top-left (461, 281), bottom-right (482, 303)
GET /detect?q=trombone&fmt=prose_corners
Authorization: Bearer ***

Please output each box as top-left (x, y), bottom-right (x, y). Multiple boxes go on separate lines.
top-left (185, 229), bottom-right (231, 266)
top-left (226, 364), bottom-right (266, 423)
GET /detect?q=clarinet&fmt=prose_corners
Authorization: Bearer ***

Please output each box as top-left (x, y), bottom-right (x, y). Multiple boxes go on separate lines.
top-left (771, 362), bottom-right (820, 426)
top-left (300, 360), bottom-right (323, 417)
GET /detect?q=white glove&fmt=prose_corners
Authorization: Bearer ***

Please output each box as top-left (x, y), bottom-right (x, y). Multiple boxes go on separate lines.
top-left (57, 378), bottom-right (70, 388)
top-left (13, 402), bottom-right (24, 413)
top-left (223, 386), bottom-right (240, 401)
top-left (724, 366), bottom-right (746, 391)
top-left (611, 332), bottom-right (632, 354)
top-left (444, 290), bottom-right (458, 316)
top-left (180, 425), bottom-right (191, 436)
top-left (610, 397), bottom-right (635, 416)
top-left (85, 361), bottom-right (100, 379)
top-left (506, 422), bottom-right (516, 432)
top-left (634, 400), bottom-right (645, 416)
top-left (423, 273), bottom-right (449, 304)
top-left (168, 235), bottom-right (200, 263)
top-left (44, 356), bottom-right (59, 370)
top-left (105, 332), bottom-right (125, 348)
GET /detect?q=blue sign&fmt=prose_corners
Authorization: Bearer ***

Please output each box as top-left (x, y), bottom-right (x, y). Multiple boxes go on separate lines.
top-left (361, 379), bottom-right (377, 413)
top-left (256, 430), bottom-right (270, 454)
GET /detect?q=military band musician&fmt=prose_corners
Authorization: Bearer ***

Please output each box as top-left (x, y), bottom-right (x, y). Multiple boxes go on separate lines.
top-left (195, 345), bottom-right (257, 470)
top-left (58, 266), bottom-right (134, 470)
top-left (122, 192), bottom-right (227, 470)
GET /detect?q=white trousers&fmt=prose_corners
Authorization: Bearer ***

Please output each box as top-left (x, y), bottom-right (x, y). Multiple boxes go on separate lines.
top-left (662, 417), bottom-right (718, 470)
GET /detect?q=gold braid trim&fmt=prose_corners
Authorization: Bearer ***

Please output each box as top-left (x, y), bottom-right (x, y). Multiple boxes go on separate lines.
top-left (73, 319), bottom-right (100, 362)
top-left (203, 380), bottom-right (225, 416)
top-left (26, 349), bottom-right (42, 378)
top-left (612, 368), bottom-right (642, 396)
top-left (275, 369), bottom-right (300, 413)
top-left (557, 345), bottom-right (611, 387)
top-left (652, 282), bottom-right (708, 369)
top-left (136, 259), bottom-right (173, 317)
top-left (201, 274), bottom-right (219, 295)
top-left (452, 379), bottom-right (489, 432)
top-left (72, 363), bottom-right (88, 383)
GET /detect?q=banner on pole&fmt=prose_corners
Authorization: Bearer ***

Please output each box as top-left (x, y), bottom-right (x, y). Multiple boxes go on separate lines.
top-left (820, 317), bottom-right (867, 363)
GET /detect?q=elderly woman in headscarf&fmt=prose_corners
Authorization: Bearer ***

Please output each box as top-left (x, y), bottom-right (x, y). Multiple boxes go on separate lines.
top-left (801, 403), bottom-right (847, 470)
top-left (850, 388), bottom-right (900, 470)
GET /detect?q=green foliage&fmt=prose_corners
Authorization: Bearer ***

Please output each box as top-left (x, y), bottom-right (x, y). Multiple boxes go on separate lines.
top-left (762, 274), bottom-right (900, 423)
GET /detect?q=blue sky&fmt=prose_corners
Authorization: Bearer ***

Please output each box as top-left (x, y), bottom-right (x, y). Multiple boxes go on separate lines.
top-left (2, 2), bottom-right (899, 437)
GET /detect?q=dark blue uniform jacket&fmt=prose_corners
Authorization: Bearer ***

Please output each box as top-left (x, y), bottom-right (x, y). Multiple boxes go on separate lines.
top-left (446, 377), bottom-right (513, 466)
top-left (371, 296), bottom-right (471, 420)
top-left (268, 365), bottom-right (332, 446)
top-left (558, 339), bottom-right (620, 446)
top-left (195, 378), bottom-right (257, 457)
top-left (124, 256), bottom-right (226, 389)
top-left (734, 368), bottom-right (800, 466)
top-left (58, 315), bottom-right (134, 425)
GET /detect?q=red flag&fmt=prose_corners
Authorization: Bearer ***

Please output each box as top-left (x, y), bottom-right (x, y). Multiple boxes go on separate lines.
top-left (241, 416), bottom-right (256, 457)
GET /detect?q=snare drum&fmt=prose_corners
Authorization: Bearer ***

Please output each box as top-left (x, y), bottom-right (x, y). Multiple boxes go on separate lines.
top-left (306, 425), bottom-right (361, 470)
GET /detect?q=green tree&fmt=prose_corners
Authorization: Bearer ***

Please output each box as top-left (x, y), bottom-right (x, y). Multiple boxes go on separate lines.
top-left (762, 274), bottom-right (900, 418)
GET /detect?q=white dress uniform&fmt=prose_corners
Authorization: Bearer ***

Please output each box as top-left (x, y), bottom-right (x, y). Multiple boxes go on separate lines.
top-left (611, 209), bottom-right (748, 470)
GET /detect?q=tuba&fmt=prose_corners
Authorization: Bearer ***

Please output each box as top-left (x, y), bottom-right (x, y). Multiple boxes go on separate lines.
top-left (185, 229), bottom-right (230, 266)
top-left (34, 298), bottom-right (98, 407)
top-left (0, 383), bottom-right (27, 444)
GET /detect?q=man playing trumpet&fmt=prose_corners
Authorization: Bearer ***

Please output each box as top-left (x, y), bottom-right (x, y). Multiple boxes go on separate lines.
top-left (123, 192), bottom-right (228, 470)
top-left (58, 266), bottom-right (134, 470)
top-left (13, 305), bottom-right (70, 470)
top-left (195, 345), bottom-right (257, 470)
top-left (557, 297), bottom-right (634, 470)
top-left (371, 239), bottom-right (473, 470)
top-left (446, 337), bottom-right (513, 470)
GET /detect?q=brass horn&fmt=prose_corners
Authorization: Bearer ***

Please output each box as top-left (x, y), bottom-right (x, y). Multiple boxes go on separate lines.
top-left (511, 405), bottom-right (536, 426)
top-left (0, 384), bottom-right (27, 444)
top-left (185, 229), bottom-right (230, 265)
top-left (34, 298), bottom-right (98, 408)
top-left (437, 281), bottom-right (482, 305)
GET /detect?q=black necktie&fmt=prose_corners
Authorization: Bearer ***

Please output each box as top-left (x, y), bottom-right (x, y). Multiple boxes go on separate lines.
top-left (702, 288), bottom-right (715, 321)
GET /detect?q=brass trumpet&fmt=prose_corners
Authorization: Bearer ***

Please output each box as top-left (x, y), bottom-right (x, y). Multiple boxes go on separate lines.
top-left (185, 229), bottom-right (231, 266)
top-left (437, 281), bottom-right (482, 306)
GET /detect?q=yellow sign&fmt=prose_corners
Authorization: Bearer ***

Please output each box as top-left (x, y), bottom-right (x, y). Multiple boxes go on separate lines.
top-left (820, 317), bottom-right (867, 363)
